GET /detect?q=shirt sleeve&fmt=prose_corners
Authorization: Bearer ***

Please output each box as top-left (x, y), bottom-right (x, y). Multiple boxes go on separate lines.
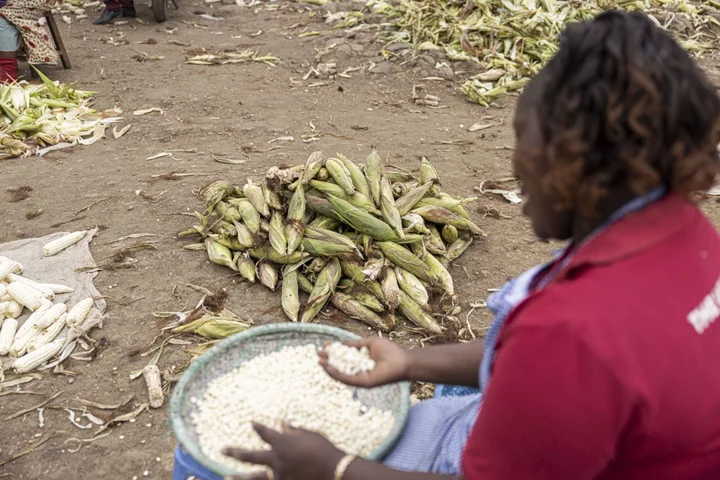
top-left (462, 320), bottom-right (635, 480)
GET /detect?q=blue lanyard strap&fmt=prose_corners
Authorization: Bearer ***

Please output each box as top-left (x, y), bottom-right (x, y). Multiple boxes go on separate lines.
top-left (479, 187), bottom-right (667, 392)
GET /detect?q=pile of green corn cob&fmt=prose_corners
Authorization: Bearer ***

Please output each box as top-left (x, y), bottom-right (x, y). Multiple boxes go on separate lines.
top-left (326, 0), bottom-right (719, 105)
top-left (180, 151), bottom-right (483, 336)
top-left (0, 69), bottom-right (120, 159)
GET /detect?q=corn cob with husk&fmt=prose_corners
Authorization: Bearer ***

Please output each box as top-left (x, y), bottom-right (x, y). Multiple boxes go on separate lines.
top-left (281, 266), bottom-right (300, 322)
top-left (395, 182), bottom-right (433, 216)
top-left (325, 158), bottom-right (356, 195)
top-left (364, 151), bottom-right (383, 206)
top-left (398, 292), bottom-right (443, 335)
top-left (302, 151), bottom-right (326, 184)
top-left (244, 179), bottom-right (271, 218)
top-left (381, 268), bottom-right (401, 311)
top-left (380, 176), bottom-right (405, 239)
top-left (235, 252), bottom-right (256, 282)
top-left (269, 212), bottom-right (288, 257)
top-left (301, 258), bottom-right (341, 323)
top-left (337, 153), bottom-right (371, 197)
top-left (442, 224), bottom-right (459, 244)
top-left (259, 261), bottom-right (279, 291)
top-left (396, 268), bottom-right (430, 305)
top-left (377, 241), bottom-right (441, 286)
top-left (330, 292), bottom-right (393, 332)
top-left (286, 176), bottom-right (306, 255)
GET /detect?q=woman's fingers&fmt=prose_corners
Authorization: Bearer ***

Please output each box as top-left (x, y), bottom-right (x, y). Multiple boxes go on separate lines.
top-left (222, 447), bottom-right (276, 467)
top-left (244, 472), bottom-right (272, 480)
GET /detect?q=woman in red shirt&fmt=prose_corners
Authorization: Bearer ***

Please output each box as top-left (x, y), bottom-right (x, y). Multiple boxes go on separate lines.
top-left (223, 10), bottom-right (720, 480)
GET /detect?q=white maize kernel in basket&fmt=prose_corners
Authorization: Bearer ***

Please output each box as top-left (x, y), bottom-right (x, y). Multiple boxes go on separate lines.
top-left (191, 344), bottom-right (395, 475)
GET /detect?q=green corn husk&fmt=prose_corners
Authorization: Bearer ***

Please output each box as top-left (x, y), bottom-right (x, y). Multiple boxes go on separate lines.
top-left (307, 257), bottom-right (328, 274)
top-left (364, 151), bottom-right (383, 206)
top-left (426, 226), bottom-right (447, 256)
top-left (331, 292), bottom-right (393, 332)
top-left (442, 224), bottom-right (459, 244)
top-left (281, 267), bottom-right (300, 322)
top-left (232, 220), bottom-right (255, 249)
top-left (302, 238), bottom-right (360, 258)
top-left (183, 243), bottom-right (206, 251)
top-left (305, 194), bottom-right (344, 221)
top-left (243, 179), bottom-right (271, 218)
top-left (309, 215), bottom-right (341, 230)
top-left (259, 261), bottom-right (278, 291)
top-left (377, 241), bottom-right (440, 285)
top-left (402, 213), bottom-right (430, 235)
top-left (263, 183), bottom-right (284, 211)
top-left (301, 258), bottom-right (341, 323)
top-left (205, 238), bottom-right (237, 270)
top-left (286, 179), bottom-right (307, 255)
top-left (174, 310), bottom-right (251, 339)
top-left (381, 268), bottom-right (401, 311)
top-left (309, 180), bottom-right (381, 216)
top-left (392, 181), bottom-right (418, 198)
top-left (230, 198), bottom-right (262, 234)
top-left (235, 252), bottom-right (256, 282)
top-left (305, 226), bottom-right (361, 253)
top-left (326, 158), bottom-right (356, 195)
top-left (261, 220), bottom-right (271, 233)
top-left (316, 167), bottom-right (330, 181)
top-left (395, 182), bottom-right (433, 216)
top-left (423, 252), bottom-right (454, 296)
top-left (419, 157), bottom-right (440, 196)
top-left (212, 234), bottom-right (248, 252)
top-left (415, 195), bottom-right (476, 220)
top-left (396, 268), bottom-right (429, 305)
top-left (215, 201), bottom-right (241, 223)
top-left (201, 181), bottom-right (235, 210)
top-left (350, 287), bottom-right (385, 313)
top-left (302, 151), bottom-right (326, 184)
top-left (297, 272), bottom-right (314, 294)
top-left (398, 292), bottom-right (443, 335)
top-left (302, 209), bottom-right (315, 226)
top-left (386, 171), bottom-right (414, 183)
top-left (269, 212), bottom-right (288, 257)
top-left (445, 235), bottom-right (473, 262)
top-left (380, 176), bottom-right (405, 239)
top-left (411, 205), bottom-right (485, 236)
top-left (327, 195), bottom-right (422, 243)
top-left (179, 227), bottom-right (202, 237)
top-left (337, 153), bottom-right (371, 197)
top-left (247, 246), bottom-right (310, 264)
top-left (339, 260), bottom-right (386, 301)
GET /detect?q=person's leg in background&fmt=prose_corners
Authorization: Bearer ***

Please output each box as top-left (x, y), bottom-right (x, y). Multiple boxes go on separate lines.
top-left (120, 0), bottom-right (135, 18)
top-left (0, 16), bottom-right (21, 83)
top-left (93, 0), bottom-right (123, 25)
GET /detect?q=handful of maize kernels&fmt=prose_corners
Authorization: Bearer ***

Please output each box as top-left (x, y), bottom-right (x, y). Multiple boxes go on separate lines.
top-left (180, 151), bottom-right (484, 336)
top-left (0, 256), bottom-right (94, 375)
top-left (191, 344), bottom-right (395, 475)
top-left (325, 342), bottom-right (376, 376)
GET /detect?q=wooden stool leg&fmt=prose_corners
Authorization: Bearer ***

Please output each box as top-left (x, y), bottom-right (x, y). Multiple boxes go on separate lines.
top-left (44, 13), bottom-right (71, 69)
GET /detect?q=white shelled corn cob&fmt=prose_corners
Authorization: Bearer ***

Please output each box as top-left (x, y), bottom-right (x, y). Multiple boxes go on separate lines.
top-left (42, 231), bottom-right (87, 257)
top-left (66, 298), bottom-right (93, 327)
top-left (0, 256), bottom-right (23, 273)
top-left (0, 318), bottom-right (18, 355)
top-left (7, 282), bottom-right (49, 311)
top-left (27, 314), bottom-right (67, 352)
top-left (0, 301), bottom-right (8, 316)
top-left (14, 338), bottom-right (64, 373)
top-left (0, 259), bottom-right (23, 281)
top-left (7, 273), bottom-right (55, 300)
top-left (10, 304), bottom-right (51, 357)
top-left (41, 283), bottom-right (74, 294)
top-left (0, 283), bottom-right (7, 299)
top-left (5, 300), bottom-right (23, 319)
top-left (35, 303), bottom-right (66, 330)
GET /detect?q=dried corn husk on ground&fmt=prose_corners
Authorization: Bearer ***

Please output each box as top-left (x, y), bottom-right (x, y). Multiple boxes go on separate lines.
top-left (0, 69), bottom-right (122, 160)
top-left (180, 151), bottom-right (484, 337)
top-left (326, 0), bottom-right (720, 105)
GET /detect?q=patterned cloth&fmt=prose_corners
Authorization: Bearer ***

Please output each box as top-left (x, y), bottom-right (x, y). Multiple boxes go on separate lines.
top-left (0, 0), bottom-right (58, 65)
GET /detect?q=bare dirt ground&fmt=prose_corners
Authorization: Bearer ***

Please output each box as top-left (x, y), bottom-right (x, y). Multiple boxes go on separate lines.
top-left (2, 1), bottom-right (720, 478)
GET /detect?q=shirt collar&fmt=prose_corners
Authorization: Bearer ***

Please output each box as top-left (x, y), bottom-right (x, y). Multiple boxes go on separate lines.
top-left (558, 195), bottom-right (695, 275)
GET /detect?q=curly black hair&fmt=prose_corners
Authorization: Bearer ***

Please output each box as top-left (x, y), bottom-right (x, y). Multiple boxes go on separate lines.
top-left (526, 10), bottom-right (720, 216)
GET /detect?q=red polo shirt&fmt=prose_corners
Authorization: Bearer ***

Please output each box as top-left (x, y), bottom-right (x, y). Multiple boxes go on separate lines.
top-left (463, 195), bottom-right (720, 480)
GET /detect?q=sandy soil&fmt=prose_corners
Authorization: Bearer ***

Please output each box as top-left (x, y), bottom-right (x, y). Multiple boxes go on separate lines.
top-left (1, 1), bottom-right (720, 478)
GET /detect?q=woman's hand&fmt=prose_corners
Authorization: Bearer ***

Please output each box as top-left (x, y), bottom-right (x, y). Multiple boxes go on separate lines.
top-left (223, 422), bottom-right (344, 480)
top-left (319, 337), bottom-right (411, 388)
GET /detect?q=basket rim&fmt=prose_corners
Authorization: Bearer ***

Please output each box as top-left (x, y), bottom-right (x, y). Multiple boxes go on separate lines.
top-left (169, 323), bottom-right (411, 477)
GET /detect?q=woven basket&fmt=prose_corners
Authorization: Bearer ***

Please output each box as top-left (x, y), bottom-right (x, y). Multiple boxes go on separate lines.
top-left (169, 323), bottom-right (411, 477)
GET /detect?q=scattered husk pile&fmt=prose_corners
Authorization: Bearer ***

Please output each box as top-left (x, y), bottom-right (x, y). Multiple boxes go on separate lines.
top-left (325, 0), bottom-right (720, 105)
top-left (0, 70), bottom-right (121, 159)
top-left (180, 152), bottom-right (483, 337)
